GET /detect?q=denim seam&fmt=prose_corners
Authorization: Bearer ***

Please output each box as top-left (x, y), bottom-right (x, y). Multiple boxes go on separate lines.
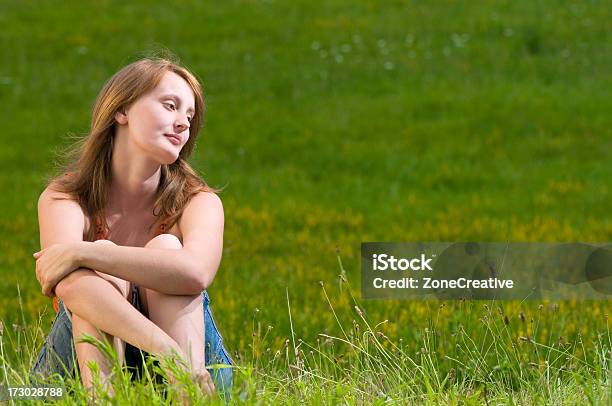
top-left (205, 305), bottom-right (235, 366)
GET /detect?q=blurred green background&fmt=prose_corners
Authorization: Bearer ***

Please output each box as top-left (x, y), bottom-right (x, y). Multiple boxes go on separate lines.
top-left (0, 0), bottom-right (610, 361)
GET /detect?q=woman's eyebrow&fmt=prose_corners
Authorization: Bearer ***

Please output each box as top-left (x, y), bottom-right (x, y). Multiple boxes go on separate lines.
top-left (160, 93), bottom-right (195, 114)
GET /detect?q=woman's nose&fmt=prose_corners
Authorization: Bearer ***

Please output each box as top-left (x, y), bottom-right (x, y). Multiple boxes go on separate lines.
top-left (174, 118), bottom-right (190, 133)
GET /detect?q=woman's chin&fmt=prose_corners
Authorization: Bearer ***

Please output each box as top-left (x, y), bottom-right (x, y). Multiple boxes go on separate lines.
top-left (156, 151), bottom-right (180, 165)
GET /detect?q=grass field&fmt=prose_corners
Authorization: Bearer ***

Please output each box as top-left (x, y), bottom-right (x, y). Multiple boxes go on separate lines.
top-left (0, 0), bottom-right (610, 404)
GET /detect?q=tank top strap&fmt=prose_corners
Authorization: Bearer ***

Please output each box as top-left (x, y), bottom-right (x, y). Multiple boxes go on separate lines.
top-left (154, 220), bottom-right (168, 237)
top-left (93, 215), bottom-right (166, 240)
top-left (94, 214), bottom-right (109, 240)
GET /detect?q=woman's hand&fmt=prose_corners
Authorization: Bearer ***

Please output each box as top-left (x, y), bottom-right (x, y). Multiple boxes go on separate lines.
top-left (166, 366), bottom-right (215, 403)
top-left (33, 242), bottom-right (85, 297)
top-left (159, 349), bottom-right (216, 402)
top-left (192, 367), bottom-right (215, 398)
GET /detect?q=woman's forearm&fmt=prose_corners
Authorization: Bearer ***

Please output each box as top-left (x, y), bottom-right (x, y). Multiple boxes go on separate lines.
top-left (56, 268), bottom-right (186, 358)
top-left (75, 241), bottom-right (206, 295)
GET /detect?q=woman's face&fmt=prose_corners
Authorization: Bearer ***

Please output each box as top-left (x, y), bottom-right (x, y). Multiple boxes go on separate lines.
top-left (118, 71), bottom-right (196, 164)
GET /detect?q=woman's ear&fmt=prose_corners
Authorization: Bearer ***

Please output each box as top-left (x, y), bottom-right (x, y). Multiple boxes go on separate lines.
top-left (115, 109), bottom-right (128, 125)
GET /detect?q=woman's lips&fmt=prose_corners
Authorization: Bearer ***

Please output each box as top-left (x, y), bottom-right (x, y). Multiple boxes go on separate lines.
top-left (164, 134), bottom-right (181, 145)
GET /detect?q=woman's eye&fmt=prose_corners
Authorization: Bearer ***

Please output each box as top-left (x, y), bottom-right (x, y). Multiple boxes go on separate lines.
top-left (164, 102), bottom-right (176, 110)
top-left (187, 116), bottom-right (193, 122)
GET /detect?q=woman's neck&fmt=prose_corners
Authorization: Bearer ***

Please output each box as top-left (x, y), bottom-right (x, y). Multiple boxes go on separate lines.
top-left (109, 140), bottom-right (162, 214)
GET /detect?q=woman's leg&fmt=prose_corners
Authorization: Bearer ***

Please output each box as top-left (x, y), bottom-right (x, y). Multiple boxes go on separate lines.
top-left (139, 234), bottom-right (233, 398)
top-left (54, 269), bottom-right (186, 389)
top-left (138, 234), bottom-right (205, 371)
top-left (70, 272), bottom-right (129, 393)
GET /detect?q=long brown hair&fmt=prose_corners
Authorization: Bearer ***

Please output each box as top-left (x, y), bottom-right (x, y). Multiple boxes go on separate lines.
top-left (49, 57), bottom-right (218, 240)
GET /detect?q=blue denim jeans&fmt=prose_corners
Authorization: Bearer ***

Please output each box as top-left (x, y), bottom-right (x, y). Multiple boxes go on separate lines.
top-left (30, 290), bottom-right (233, 398)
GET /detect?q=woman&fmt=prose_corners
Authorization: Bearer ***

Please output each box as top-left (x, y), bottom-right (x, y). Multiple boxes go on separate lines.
top-left (29, 57), bottom-right (233, 399)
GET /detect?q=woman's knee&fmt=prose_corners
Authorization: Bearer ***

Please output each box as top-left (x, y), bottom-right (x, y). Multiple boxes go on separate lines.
top-left (55, 269), bottom-right (96, 300)
top-left (145, 233), bottom-right (182, 250)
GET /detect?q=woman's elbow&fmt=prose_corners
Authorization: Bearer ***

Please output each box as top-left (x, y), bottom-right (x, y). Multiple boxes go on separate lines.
top-left (191, 268), bottom-right (215, 293)
top-left (191, 275), bottom-right (209, 293)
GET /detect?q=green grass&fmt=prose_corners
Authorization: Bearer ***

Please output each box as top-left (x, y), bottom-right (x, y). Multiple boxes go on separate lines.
top-left (0, 0), bottom-right (610, 404)
top-left (1, 260), bottom-right (610, 404)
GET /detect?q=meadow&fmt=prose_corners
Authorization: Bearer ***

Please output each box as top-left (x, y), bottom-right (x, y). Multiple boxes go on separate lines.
top-left (0, 0), bottom-right (610, 404)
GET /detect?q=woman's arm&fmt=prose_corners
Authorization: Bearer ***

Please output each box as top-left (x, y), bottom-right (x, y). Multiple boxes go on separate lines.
top-left (76, 192), bottom-right (224, 295)
top-left (38, 186), bottom-right (86, 247)
top-left (35, 186), bottom-right (86, 296)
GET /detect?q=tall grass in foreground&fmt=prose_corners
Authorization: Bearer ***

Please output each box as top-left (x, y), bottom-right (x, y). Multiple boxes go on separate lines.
top-left (1, 256), bottom-right (610, 405)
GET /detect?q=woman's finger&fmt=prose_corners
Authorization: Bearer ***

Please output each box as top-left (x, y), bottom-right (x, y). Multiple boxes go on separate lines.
top-left (201, 371), bottom-right (214, 396)
top-left (42, 280), bottom-right (53, 297)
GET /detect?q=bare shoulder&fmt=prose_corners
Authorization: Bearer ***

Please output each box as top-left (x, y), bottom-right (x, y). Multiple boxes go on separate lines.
top-left (187, 191), bottom-right (223, 211)
top-left (39, 181), bottom-right (72, 202)
top-left (38, 181), bottom-right (86, 247)
top-left (183, 191), bottom-right (223, 218)
top-left (179, 192), bottom-right (224, 265)
top-left (179, 192), bottom-right (224, 232)
top-left (38, 182), bottom-right (84, 217)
